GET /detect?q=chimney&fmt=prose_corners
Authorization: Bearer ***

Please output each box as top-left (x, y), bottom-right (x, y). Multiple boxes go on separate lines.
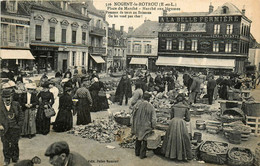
top-left (112, 24), bottom-right (115, 31)
top-left (209, 3), bottom-right (214, 13)
top-left (163, 10), bottom-right (167, 16)
top-left (120, 26), bottom-right (124, 32)
top-left (128, 26), bottom-right (134, 34)
top-left (242, 5), bottom-right (245, 15)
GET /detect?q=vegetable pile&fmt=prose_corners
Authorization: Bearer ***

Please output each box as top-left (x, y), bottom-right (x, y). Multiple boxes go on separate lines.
top-left (67, 119), bottom-right (121, 143)
top-left (201, 142), bottom-right (228, 154)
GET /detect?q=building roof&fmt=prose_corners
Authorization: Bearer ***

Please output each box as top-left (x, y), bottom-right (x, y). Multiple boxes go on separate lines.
top-left (1, 1), bottom-right (30, 17)
top-left (85, 1), bottom-right (105, 18)
top-left (108, 27), bottom-right (127, 38)
top-left (167, 12), bottom-right (208, 17)
top-left (209, 2), bottom-right (243, 16)
top-left (128, 21), bottom-right (160, 38)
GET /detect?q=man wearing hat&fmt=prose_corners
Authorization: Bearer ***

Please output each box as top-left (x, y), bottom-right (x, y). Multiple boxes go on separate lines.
top-left (0, 89), bottom-right (24, 165)
top-left (131, 92), bottom-right (157, 159)
top-left (45, 141), bottom-right (92, 166)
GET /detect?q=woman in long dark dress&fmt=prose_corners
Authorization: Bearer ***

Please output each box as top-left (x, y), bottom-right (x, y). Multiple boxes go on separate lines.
top-left (98, 81), bottom-right (109, 111)
top-left (89, 77), bottom-right (101, 112)
top-left (73, 81), bottom-right (93, 125)
top-left (53, 87), bottom-right (73, 132)
top-left (21, 83), bottom-right (39, 138)
top-left (36, 82), bottom-right (54, 135)
top-left (161, 94), bottom-right (192, 161)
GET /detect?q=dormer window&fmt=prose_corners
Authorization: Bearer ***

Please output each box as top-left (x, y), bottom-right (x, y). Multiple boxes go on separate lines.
top-left (61, 1), bottom-right (68, 10)
top-left (82, 7), bottom-right (88, 15)
top-left (6, 0), bottom-right (18, 13)
top-left (222, 6), bottom-right (229, 14)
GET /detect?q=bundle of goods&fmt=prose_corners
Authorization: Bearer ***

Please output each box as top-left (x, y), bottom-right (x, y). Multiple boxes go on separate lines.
top-left (147, 130), bottom-right (165, 149)
top-left (206, 120), bottom-right (222, 134)
top-left (223, 121), bottom-right (251, 141)
top-left (200, 141), bottom-right (229, 165)
top-left (221, 108), bottom-right (245, 123)
top-left (67, 119), bottom-right (121, 143)
top-left (103, 80), bottom-right (119, 91)
top-left (114, 110), bottom-right (131, 126)
top-left (227, 147), bottom-right (254, 166)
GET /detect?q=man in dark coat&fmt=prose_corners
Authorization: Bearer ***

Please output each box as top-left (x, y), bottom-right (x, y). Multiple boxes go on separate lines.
top-left (45, 141), bottom-right (92, 166)
top-left (188, 73), bottom-right (201, 104)
top-left (154, 72), bottom-right (164, 92)
top-left (115, 74), bottom-right (132, 105)
top-left (131, 93), bottom-right (156, 159)
top-left (207, 75), bottom-right (217, 105)
top-left (0, 89), bottom-right (24, 166)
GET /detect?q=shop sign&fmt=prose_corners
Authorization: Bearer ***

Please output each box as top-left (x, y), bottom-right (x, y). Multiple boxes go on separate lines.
top-left (32, 46), bottom-right (58, 51)
top-left (159, 16), bottom-right (241, 23)
top-left (159, 33), bottom-right (239, 39)
top-left (1, 17), bottom-right (30, 25)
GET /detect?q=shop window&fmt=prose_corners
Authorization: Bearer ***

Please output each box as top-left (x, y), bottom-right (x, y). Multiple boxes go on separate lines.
top-left (82, 52), bottom-right (85, 65)
top-left (214, 24), bottom-right (220, 34)
top-left (226, 24), bottom-right (233, 34)
top-left (35, 25), bottom-right (42, 41)
top-left (145, 44), bottom-right (152, 53)
top-left (62, 29), bottom-right (66, 43)
top-left (50, 27), bottom-right (55, 42)
top-left (72, 30), bottom-right (76, 44)
top-left (82, 32), bottom-right (86, 45)
top-left (179, 39), bottom-right (185, 50)
top-left (166, 40), bottom-right (172, 50)
top-left (191, 40), bottom-right (198, 51)
top-left (213, 42), bottom-right (219, 52)
top-left (225, 41), bottom-right (232, 53)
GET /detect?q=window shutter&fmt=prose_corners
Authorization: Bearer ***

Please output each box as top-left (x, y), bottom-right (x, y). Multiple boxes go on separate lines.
top-left (10, 25), bottom-right (16, 42)
top-left (25, 27), bottom-right (29, 43)
top-left (177, 23), bottom-right (181, 31)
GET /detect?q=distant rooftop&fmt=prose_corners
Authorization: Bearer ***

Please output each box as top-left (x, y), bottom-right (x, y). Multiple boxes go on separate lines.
top-left (128, 21), bottom-right (161, 38)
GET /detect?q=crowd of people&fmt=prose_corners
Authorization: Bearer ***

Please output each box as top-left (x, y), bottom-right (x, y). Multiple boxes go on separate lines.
top-left (0, 69), bottom-right (109, 166)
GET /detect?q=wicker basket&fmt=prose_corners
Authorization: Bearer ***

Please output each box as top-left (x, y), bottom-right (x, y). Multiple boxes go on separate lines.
top-left (255, 143), bottom-right (260, 166)
top-left (114, 116), bottom-right (131, 126)
top-left (196, 120), bottom-right (206, 130)
top-left (199, 141), bottom-right (229, 165)
top-left (228, 147), bottom-right (254, 166)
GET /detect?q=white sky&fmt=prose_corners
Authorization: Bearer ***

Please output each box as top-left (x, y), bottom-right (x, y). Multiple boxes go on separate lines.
top-left (93, 0), bottom-right (260, 42)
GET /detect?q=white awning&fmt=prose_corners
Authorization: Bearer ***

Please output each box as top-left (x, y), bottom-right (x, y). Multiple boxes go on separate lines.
top-left (90, 55), bottom-right (105, 63)
top-left (0, 49), bottom-right (35, 60)
top-left (156, 56), bottom-right (235, 69)
top-left (129, 57), bottom-right (148, 65)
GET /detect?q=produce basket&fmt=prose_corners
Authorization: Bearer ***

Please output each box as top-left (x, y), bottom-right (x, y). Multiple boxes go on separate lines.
top-left (255, 143), bottom-right (260, 166)
top-left (199, 141), bottom-right (229, 165)
top-left (227, 147), bottom-right (254, 166)
top-left (196, 120), bottom-right (206, 130)
top-left (114, 116), bottom-right (130, 126)
top-left (221, 108), bottom-right (245, 123)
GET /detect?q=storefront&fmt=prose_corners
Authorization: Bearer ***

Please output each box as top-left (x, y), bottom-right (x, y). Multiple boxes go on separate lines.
top-left (88, 54), bottom-right (105, 72)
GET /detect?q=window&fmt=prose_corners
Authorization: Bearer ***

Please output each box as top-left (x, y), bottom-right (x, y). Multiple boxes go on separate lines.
top-left (180, 24), bottom-right (186, 31)
top-left (35, 25), bottom-right (41, 41)
top-left (61, 29), bottom-right (66, 43)
top-left (82, 52), bottom-right (86, 65)
top-left (166, 40), bottom-right (172, 50)
top-left (179, 39), bottom-right (185, 50)
top-left (50, 27), bottom-right (55, 42)
top-left (145, 44), bottom-right (152, 53)
top-left (222, 6), bottom-right (229, 14)
top-left (225, 42), bottom-right (232, 53)
top-left (72, 52), bottom-right (76, 66)
top-left (7, 1), bottom-right (17, 13)
top-left (72, 30), bottom-right (76, 44)
top-left (82, 32), bottom-right (86, 45)
top-left (213, 42), bottom-right (219, 52)
top-left (91, 37), bottom-right (94, 46)
top-left (1, 24), bottom-right (8, 42)
top-left (191, 40), bottom-right (198, 51)
top-left (226, 24), bottom-right (233, 34)
top-left (127, 43), bottom-right (131, 53)
top-left (9, 25), bottom-right (15, 42)
top-left (118, 49), bottom-right (120, 56)
top-left (16, 26), bottom-right (24, 42)
top-left (214, 24), bottom-right (220, 34)
top-left (133, 44), bottom-right (141, 53)
top-left (122, 50), bottom-right (125, 57)
top-left (61, 1), bottom-right (68, 10)
top-left (82, 7), bottom-right (87, 15)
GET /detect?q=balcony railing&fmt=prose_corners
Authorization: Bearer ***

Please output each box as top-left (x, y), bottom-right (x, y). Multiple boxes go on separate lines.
top-left (89, 46), bottom-right (106, 54)
top-left (89, 26), bottom-right (106, 37)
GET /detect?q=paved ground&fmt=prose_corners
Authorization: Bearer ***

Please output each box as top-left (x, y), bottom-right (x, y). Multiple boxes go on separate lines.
top-left (0, 75), bottom-right (260, 166)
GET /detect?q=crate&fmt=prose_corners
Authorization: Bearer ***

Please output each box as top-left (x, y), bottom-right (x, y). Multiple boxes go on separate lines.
top-left (246, 116), bottom-right (260, 136)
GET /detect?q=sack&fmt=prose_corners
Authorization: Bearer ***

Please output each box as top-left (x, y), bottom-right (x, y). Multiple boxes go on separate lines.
top-left (98, 89), bottom-right (106, 97)
top-left (44, 105), bottom-right (56, 118)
